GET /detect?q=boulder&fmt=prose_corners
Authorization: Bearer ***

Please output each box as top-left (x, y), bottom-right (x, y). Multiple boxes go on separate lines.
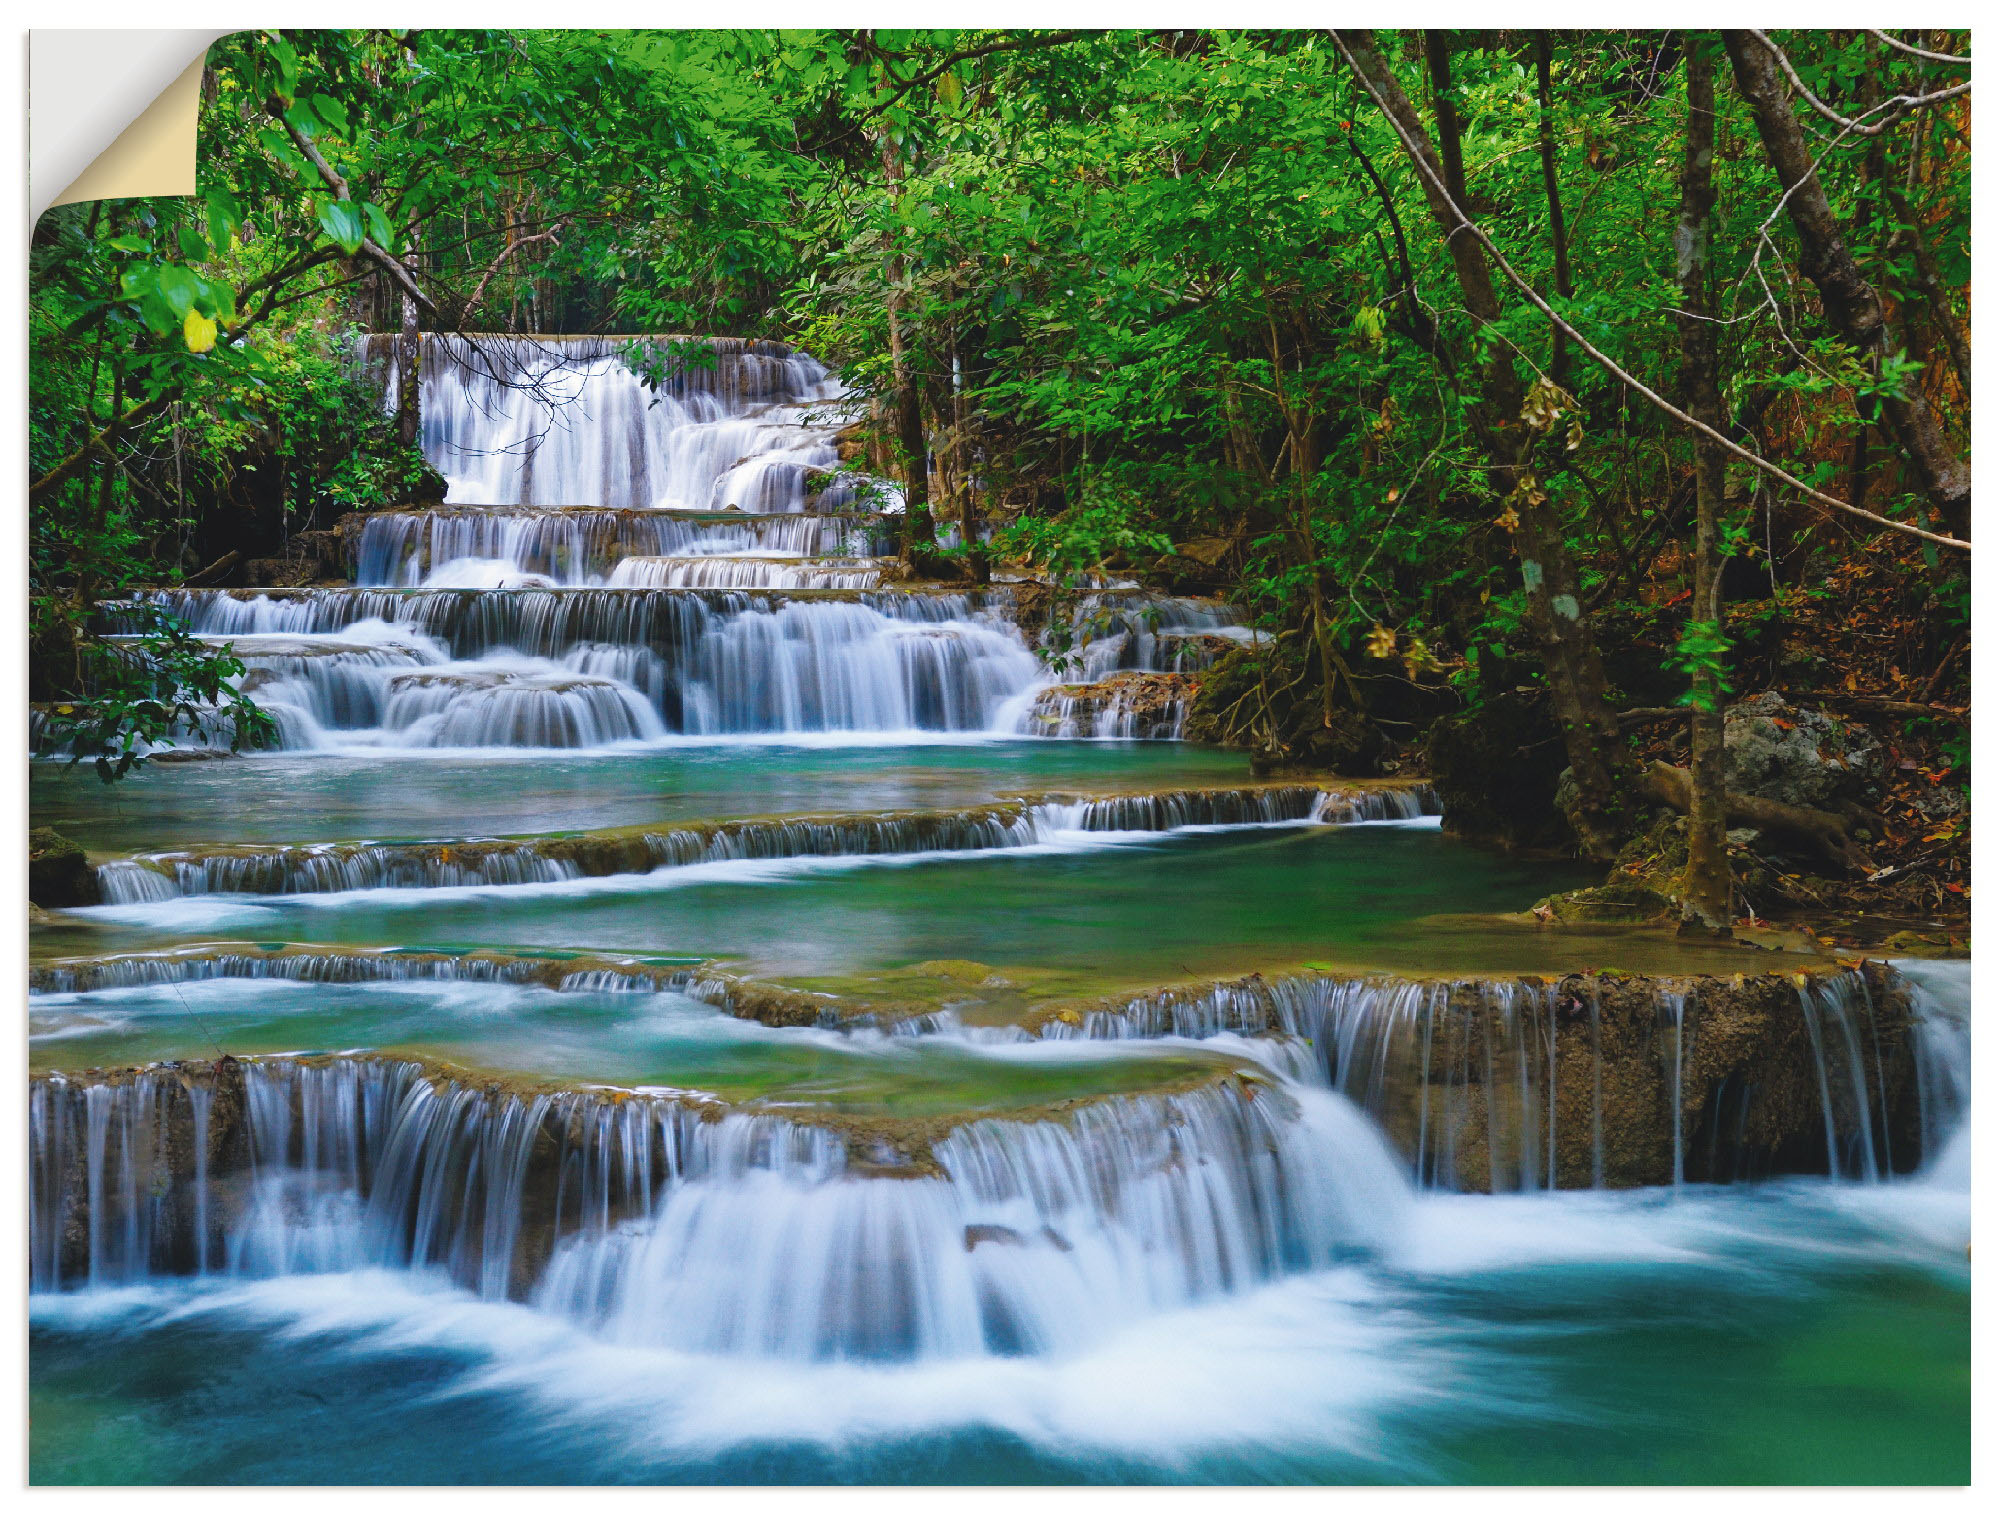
top-left (28, 828), bottom-right (98, 909)
top-left (1724, 692), bottom-right (1883, 810)
top-left (1530, 881), bottom-right (1676, 924)
top-left (1286, 706), bottom-right (1385, 776)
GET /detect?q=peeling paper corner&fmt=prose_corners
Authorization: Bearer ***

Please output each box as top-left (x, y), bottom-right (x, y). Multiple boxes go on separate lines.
top-left (30, 30), bottom-right (231, 221)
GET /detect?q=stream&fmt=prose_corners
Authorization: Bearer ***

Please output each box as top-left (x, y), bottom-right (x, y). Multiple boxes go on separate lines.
top-left (29, 337), bottom-right (1969, 1484)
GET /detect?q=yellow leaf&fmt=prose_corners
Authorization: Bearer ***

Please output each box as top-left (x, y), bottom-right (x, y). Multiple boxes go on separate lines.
top-left (1365, 624), bottom-right (1398, 659)
top-left (1495, 506), bottom-right (1520, 531)
top-left (183, 309), bottom-right (217, 353)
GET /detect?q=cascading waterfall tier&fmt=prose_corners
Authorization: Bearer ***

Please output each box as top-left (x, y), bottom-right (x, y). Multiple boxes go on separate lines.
top-left (30, 951), bottom-right (1955, 1197)
top-left (104, 585), bottom-right (1048, 742)
top-left (1013, 961), bottom-right (1948, 1191)
top-left (89, 784), bottom-right (1438, 902)
top-left (349, 507), bottom-right (895, 587)
top-left (358, 333), bottom-right (892, 513)
top-left (30, 944), bottom-right (704, 997)
top-left (28, 1051), bottom-right (1409, 1363)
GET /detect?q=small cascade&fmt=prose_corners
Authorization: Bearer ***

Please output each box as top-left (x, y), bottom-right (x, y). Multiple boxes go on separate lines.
top-left (1893, 959), bottom-right (1971, 1180)
top-left (537, 1077), bottom-right (1406, 1361)
top-left (87, 785), bottom-right (1436, 902)
top-left (28, 1055), bottom-right (822, 1296)
top-left (1060, 594), bottom-right (1263, 680)
top-left (30, 1053), bottom-right (1409, 1364)
top-left (1794, 970), bottom-right (1900, 1182)
top-left (1023, 673), bottom-right (1193, 740)
top-left (605, 556), bottom-right (887, 591)
top-left (378, 662), bottom-right (666, 748)
top-left (1028, 962), bottom-right (1936, 1191)
top-left (30, 945), bottom-right (699, 996)
top-left (351, 508), bottom-right (891, 587)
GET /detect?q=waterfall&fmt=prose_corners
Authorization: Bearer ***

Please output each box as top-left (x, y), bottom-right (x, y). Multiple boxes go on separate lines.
top-left (30, 1053), bottom-right (1409, 1364)
top-left (365, 333), bottom-right (877, 512)
top-left (1022, 676), bottom-right (1192, 740)
top-left (1027, 962), bottom-right (1942, 1191)
top-left (604, 557), bottom-right (887, 591)
top-left (1059, 594), bottom-right (1264, 679)
top-left (42, 335), bottom-right (1278, 754)
top-left (106, 586), bottom-right (1048, 744)
top-left (86, 784), bottom-right (1438, 902)
top-left (352, 508), bottom-right (893, 587)
top-left (536, 1079), bottom-right (1406, 1361)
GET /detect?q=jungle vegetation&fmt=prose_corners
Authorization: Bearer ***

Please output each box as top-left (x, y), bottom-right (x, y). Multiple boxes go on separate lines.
top-left (27, 27), bottom-right (1971, 926)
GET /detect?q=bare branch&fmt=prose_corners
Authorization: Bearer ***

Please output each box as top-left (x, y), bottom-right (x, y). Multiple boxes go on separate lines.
top-left (1868, 30), bottom-right (1970, 66)
top-left (1748, 29), bottom-right (1971, 139)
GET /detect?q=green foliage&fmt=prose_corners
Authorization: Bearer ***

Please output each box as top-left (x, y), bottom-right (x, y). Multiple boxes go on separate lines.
top-left (42, 605), bottom-right (276, 783)
top-left (1667, 619), bottom-right (1735, 712)
top-left (991, 495), bottom-right (1173, 580)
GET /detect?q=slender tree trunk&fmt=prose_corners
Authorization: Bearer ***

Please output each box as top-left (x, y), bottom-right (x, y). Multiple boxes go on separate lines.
top-left (1424, 34), bottom-right (1470, 207)
top-left (949, 324), bottom-right (989, 583)
top-left (1883, 115), bottom-right (1970, 392)
top-left (876, 131), bottom-right (935, 569)
top-left (1339, 29), bottom-right (1637, 860)
top-left (1674, 40), bottom-right (1733, 937)
top-left (396, 290), bottom-right (421, 451)
top-left (1722, 30), bottom-right (1971, 538)
top-left (1534, 32), bottom-right (1575, 390)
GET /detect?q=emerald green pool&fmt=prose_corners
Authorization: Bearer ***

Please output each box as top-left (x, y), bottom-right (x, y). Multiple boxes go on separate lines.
top-left (31, 741), bottom-right (1249, 851)
top-left (51, 823), bottom-right (1644, 994)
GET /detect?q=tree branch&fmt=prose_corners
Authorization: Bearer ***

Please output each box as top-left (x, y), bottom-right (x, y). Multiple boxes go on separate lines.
top-left (275, 109), bottom-right (434, 311)
top-left (1867, 30), bottom-right (1970, 67)
top-left (1747, 29), bottom-right (1970, 139)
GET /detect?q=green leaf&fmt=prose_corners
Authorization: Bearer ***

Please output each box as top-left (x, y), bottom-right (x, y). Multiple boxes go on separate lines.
top-left (315, 199), bottom-right (366, 255)
top-left (155, 264), bottom-right (200, 318)
top-left (360, 201), bottom-right (394, 250)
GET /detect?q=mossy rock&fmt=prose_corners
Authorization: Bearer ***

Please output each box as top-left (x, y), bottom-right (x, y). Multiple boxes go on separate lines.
top-left (1882, 931), bottom-right (1970, 960)
top-left (28, 828), bottom-right (98, 909)
top-left (1532, 882), bottom-right (1676, 924)
top-left (1609, 813), bottom-right (1690, 894)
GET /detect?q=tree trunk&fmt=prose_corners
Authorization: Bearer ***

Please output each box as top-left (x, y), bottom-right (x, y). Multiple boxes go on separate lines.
top-left (1339, 29), bottom-right (1637, 861)
top-left (876, 132), bottom-right (935, 569)
top-left (396, 290), bottom-right (421, 452)
top-left (1533, 33), bottom-right (1575, 390)
top-left (949, 324), bottom-right (989, 583)
top-left (1722, 30), bottom-right (1971, 539)
top-left (1673, 40), bottom-right (1733, 937)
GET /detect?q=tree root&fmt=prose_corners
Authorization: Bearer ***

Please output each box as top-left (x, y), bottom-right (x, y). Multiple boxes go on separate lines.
top-left (1639, 760), bottom-right (1873, 874)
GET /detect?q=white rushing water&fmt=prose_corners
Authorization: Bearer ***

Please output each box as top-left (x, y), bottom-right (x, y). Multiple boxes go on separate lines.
top-left (26, 958), bottom-right (1969, 1476)
top-left (377, 334), bottom-right (888, 514)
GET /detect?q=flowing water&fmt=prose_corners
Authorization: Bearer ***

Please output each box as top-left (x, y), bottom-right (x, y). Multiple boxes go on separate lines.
top-left (29, 336), bottom-right (1969, 1484)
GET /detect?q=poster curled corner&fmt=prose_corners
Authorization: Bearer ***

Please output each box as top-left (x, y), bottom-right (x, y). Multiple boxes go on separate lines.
top-left (31, 30), bottom-right (232, 220)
